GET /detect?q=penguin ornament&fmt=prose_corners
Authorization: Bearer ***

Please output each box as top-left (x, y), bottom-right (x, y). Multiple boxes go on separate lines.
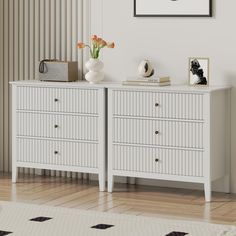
top-left (138, 60), bottom-right (155, 78)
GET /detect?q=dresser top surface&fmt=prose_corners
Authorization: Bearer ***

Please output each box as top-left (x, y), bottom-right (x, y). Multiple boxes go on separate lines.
top-left (10, 80), bottom-right (231, 93)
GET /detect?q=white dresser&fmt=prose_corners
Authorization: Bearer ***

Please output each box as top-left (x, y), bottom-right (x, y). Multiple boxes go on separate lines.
top-left (107, 85), bottom-right (231, 201)
top-left (11, 81), bottom-right (106, 191)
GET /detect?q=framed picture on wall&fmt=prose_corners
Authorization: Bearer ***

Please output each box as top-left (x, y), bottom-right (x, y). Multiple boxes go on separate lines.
top-left (134, 0), bottom-right (212, 17)
top-left (189, 58), bottom-right (209, 86)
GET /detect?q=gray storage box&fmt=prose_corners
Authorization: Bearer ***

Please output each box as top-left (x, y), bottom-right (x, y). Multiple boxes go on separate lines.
top-left (38, 61), bottom-right (79, 82)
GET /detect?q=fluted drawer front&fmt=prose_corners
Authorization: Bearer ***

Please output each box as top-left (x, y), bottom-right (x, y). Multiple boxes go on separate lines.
top-left (113, 90), bottom-right (203, 120)
top-left (17, 86), bottom-right (98, 114)
top-left (17, 138), bottom-right (98, 168)
top-left (113, 118), bottom-right (203, 149)
top-left (113, 145), bottom-right (203, 177)
top-left (17, 112), bottom-right (98, 141)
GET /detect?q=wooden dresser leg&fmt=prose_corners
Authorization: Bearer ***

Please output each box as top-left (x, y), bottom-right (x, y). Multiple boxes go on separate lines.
top-left (204, 182), bottom-right (212, 202)
top-left (108, 174), bottom-right (114, 193)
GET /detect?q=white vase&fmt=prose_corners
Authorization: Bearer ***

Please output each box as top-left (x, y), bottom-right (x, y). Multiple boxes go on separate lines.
top-left (85, 58), bottom-right (104, 84)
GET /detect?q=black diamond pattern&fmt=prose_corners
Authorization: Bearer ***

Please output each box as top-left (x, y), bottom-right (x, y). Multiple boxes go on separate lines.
top-left (166, 232), bottom-right (188, 236)
top-left (30, 216), bottom-right (52, 222)
top-left (0, 231), bottom-right (13, 236)
top-left (91, 224), bottom-right (114, 230)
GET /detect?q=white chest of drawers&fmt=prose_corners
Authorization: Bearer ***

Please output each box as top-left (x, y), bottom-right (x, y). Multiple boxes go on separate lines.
top-left (11, 81), bottom-right (106, 191)
top-left (107, 86), bottom-right (231, 201)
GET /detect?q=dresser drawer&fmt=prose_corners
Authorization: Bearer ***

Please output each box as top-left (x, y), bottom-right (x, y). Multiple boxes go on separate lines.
top-left (17, 86), bottom-right (98, 114)
top-left (113, 90), bottom-right (203, 120)
top-left (113, 145), bottom-right (203, 177)
top-left (17, 138), bottom-right (98, 168)
top-left (113, 118), bottom-right (203, 149)
top-left (17, 112), bottom-right (98, 141)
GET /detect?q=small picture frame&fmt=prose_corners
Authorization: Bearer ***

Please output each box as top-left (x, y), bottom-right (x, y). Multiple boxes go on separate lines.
top-left (189, 57), bottom-right (209, 86)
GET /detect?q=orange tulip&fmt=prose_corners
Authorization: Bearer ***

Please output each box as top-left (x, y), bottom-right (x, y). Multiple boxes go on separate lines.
top-left (77, 42), bottom-right (85, 49)
top-left (107, 42), bottom-right (115, 48)
top-left (77, 35), bottom-right (115, 59)
top-left (91, 35), bottom-right (98, 41)
top-left (96, 38), bottom-right (103, 43)
top-left (100, 40), bottom-right (107, 47)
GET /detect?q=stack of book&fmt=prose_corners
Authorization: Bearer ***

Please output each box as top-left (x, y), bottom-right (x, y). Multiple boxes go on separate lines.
top-left (122, 76), bottom-right (171, 87)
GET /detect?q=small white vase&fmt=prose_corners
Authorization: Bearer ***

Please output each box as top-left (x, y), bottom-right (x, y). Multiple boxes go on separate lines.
top-left (85, 58), bottom-right (104, 84)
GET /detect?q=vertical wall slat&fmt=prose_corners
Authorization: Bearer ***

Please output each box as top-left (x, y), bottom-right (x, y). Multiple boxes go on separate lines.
top-left (61, 0), bottom-right (67, 61)
top-left (14, 0), bottom-right (19, 81)
top-left (67, 0), bottom-right (72, 61)
top-left (72, 0), bottom-right (78, 61)
top-left (24, 0), bottom-right (29, 80)
top-left (23, 0), bottom-right (30, 175)
top-left (0, 0), bottom-right (4, 171)
top-left (50, 0), bottom-right (56, 60)
top-left (55, 0), bottom-right (61, 60)
top-left (66, 29), bottom-right (72, 177)
top-left (45, 0), bottom-right (50, 59)
top-left (3, 0), bottom-right (9, 171)
top-left (29, 0), bottom-right (35, 80)
top-left (39, 0), bottom-right (45, 60)
top-left (8, 0), bottom-right (14, 171)
top-left (19, 0), bottom-right (24, 80)
top-left (34, 0), bottom-right (40, 79)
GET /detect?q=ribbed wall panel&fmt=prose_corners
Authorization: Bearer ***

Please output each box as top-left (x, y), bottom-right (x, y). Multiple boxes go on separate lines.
top-left (113, 118), bottom-right (204, 149)
top-left (17, 112), bottom-right (98, 141)
top-left (17, 87), bottom-right (98, 114)
top-left (0, 0), bottom-right (83, 172)
top-left (113, 91), bottom-right (204, 120)
top-left (0, 0), bottom-right (4, 172)
top-left (17, 138), bottom-right (98, 169)
top-left (113, 145), bottom-right (204, 177)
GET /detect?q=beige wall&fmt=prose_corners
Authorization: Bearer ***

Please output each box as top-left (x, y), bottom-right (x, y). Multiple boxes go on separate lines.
top-left (0, 0), bottom-right (84, 172)
top-left (91, 0), bottom-right (236, 192)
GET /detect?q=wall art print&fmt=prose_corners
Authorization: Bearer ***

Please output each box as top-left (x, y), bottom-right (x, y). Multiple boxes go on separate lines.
top-left (189, 58), bottom-right (209, 86)
top-left (134, 0), bottom-right (212, 17)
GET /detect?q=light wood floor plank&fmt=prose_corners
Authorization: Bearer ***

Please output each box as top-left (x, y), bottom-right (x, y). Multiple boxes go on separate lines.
top-left (0, 173), bottom-right (236, 225)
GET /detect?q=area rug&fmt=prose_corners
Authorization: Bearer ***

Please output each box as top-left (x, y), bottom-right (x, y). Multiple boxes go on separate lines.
top-left (0, 201), bottom-right (235, 236)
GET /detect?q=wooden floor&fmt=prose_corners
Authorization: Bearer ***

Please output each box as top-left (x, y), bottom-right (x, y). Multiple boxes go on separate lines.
top-left (0, 173), bottom-right (236, 225)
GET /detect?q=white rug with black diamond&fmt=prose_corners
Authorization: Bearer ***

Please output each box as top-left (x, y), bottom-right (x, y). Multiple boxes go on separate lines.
top-left (0, 201), bottom-right (235, 236)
